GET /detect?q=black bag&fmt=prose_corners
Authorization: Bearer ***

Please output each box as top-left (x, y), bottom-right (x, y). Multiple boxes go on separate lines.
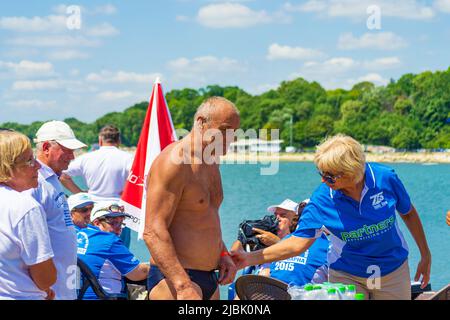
top-left (237, 215), bottom-right (279, 251)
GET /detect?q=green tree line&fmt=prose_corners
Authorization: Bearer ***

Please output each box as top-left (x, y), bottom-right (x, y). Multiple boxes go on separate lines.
top-left (2, 68), bottom-right (450, 150)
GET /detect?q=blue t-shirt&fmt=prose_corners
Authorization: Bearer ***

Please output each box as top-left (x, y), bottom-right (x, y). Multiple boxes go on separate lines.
top-left (270, 233), bottom-right (329, 286)
top-left (293, 163), bottom-right (411, 278)
top-left (76, 225), bottom-right (140, 300)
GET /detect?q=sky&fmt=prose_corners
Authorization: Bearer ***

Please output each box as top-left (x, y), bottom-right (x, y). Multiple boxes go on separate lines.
top-left (1, 0), bottom-right (450, 124)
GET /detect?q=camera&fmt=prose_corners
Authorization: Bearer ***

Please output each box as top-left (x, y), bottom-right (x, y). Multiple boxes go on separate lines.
top-left (237, 215), bottom-right (279, 251)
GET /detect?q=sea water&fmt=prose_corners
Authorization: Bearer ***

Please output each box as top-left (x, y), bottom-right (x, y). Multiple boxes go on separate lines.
top-left (73, 162), bottom-right (450, 299)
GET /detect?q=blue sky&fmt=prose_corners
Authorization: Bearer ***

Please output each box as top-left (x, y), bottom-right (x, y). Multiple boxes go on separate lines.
top-left (1, 0), bottom-right (450, 124)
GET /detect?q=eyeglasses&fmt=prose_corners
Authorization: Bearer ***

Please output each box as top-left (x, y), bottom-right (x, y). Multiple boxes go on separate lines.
top-left (318, 170), bottom-right (342, 184)
top-left (16, 156), bottom-right (39, 168)
top-left (102, 217), bottom-right (126, 228)
top-left (75, 206), bottom-right (93, 214)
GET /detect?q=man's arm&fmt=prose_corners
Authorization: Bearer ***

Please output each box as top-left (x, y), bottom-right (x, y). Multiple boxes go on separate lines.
top-left (217, 241), bottom-right (237, 285)
top-left (60, 173), bottom-right (85, 194)
top-left (399, 205), bottom-right (431, 288)
top-left (143, 155), bottom-right (199, 299)
top-left (29, 259), bottom-right (57, 291)
top-left (125, 263), bottom-right (150, 281)
top-left (231, 236), bottom-right (315, 270)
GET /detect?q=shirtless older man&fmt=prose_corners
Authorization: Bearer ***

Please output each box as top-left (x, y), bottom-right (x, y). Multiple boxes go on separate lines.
top-left (144, 97), bottom-right (240, 300)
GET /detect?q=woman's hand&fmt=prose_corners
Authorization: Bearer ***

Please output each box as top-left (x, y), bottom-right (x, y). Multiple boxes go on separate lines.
top-left (415, 252), bottom-right (431, 289)
top-left (253, 228), bottom-right (280, 246)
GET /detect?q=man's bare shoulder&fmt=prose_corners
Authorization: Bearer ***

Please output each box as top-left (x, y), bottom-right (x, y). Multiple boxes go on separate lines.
top-left (149, 141), bottom-right (191, 184)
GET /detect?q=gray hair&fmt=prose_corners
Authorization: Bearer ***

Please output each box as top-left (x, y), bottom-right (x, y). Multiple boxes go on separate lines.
top-left (193, 97), bottom-right (240, 124)
top-left (35, 141), bottom-right (57, 152)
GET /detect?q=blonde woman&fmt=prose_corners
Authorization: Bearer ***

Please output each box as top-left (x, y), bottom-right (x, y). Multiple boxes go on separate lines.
top-left (232, 134), bottom-right (431, 300)
top-left (0, 129), bottom-right (56, 300)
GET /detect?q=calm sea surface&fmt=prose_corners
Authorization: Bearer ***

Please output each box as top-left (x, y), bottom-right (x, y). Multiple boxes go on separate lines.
top-left (74, 162), bottom-right (450, 299)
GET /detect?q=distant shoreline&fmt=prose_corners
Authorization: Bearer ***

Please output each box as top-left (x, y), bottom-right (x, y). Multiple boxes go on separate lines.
top-left (220, 152), bottom-right (450, 164)
top-left (114, 148), bottom-right (450, 164)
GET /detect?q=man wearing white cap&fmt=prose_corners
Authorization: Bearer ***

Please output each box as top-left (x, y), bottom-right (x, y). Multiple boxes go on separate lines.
top-left (67, 193), bottom-right (94, 229)
top-left (24, 120), bottom-right (87, 300)
top-left (76, 202), bottom-right (149, 300)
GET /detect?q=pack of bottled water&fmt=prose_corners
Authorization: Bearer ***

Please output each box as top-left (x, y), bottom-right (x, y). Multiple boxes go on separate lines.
top-left (287, 282), bottom-right (365, 300)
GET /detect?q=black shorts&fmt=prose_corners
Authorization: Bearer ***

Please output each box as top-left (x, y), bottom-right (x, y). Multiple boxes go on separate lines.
top-left (147, 265), bottom-right (219, 300)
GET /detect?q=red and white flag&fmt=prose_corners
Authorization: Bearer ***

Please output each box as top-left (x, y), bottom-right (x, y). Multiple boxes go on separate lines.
top-left (121, 78), bottom-right (177, 239)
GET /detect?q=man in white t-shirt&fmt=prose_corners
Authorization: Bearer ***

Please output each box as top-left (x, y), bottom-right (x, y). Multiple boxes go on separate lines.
top-left (23, 121), bottom-right (87, 300)
top-left (60, 125), bottom-right (133, 202)
top-left (60, 125), bottom-right (134, 247)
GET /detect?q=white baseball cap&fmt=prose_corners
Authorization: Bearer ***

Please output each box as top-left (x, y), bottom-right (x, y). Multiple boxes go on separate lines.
top-left (35, 120), bottom-right (87, 150)
top-left (267, 199), bottom-right (299, 214)
top-left (90, 201), bottom-right (131, 222)
top-left (67, 193), bottom-right (94, 211)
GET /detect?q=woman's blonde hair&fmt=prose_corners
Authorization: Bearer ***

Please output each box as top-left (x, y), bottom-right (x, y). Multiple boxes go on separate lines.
top-left (0, 130), bottom-right (31, 183)
top-left (314, 134), bottom-right (366, 183)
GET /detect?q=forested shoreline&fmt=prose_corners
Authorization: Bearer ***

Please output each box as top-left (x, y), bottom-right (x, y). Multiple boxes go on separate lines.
top-left (3, 68), bottom-right (450, 150)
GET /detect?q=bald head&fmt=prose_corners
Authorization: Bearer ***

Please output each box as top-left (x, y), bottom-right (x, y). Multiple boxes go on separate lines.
top-left (194, 97), bottom-right (240, 128)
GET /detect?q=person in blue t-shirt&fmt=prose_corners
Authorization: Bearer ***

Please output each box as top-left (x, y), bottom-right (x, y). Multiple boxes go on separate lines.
top-left (75, 201), bottom-right (149, 300)
top-left (230, 199), bottom-right (329, 299)
top-left (255, 199), bottom-right (329, 286)
top-left (231, 134), bottom-right (431, 300)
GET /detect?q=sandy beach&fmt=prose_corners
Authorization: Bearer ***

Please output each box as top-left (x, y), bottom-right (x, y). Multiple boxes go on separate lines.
top-left (219, 152), bottom-right (450, 164)
top-left (105, 148), bottom-right (450, 164)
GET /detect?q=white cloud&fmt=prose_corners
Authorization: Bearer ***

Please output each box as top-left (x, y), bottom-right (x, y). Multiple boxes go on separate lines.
top-left (6, 99), bottom-right (57, 110)
top-left (300, 57), bottom-right (357, 76)
top-left (52, 4), bottom-right (117, 15)
top-left (345, 73), bottom-right (389, 87)
top-left (12, 80), bottom-right (61, 90)
top-left (167, 55), bottom-right (246, 87)
top-left (0, 60), bottom-right (54, 77)
top-left (338, 32), bottom-right (407, 50)
top-left (197, 3), bottom-right (272, 28)
top-left (290, 56), bottom-right (401, 89)
top-left (356, 73), bottom-right (388, 84)
top-left (97, 91), bottom-right (134, 101)
top-left (47, 50), bottom-right (89, 60)
top-left (168, 56), bottom-right (243, 74)
top-left (8, 35), bottom-right (100, 47)
top-left (0, 15), bottom-right (67, 33)
top-left (434, 0), bottom-right (450, 13)
top-left (364, 57), bottom-right (401, 69)
top-left (267, 43), bottom-right (325, 60)
top-left (285, 0), bottom-right (435, 20)
top-left (86, 70), bottom-right (161, 84)
top-left (85, 23), bottom-right (119, 37)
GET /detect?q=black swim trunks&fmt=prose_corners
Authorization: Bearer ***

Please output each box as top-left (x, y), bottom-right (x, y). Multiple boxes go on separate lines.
top-left (147, 265), bottom-right (219, 300)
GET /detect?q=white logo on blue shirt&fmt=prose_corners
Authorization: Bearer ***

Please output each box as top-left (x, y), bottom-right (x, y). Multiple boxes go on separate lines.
top-left (370, 192), bottom-right (388, 209)
top-left (77, 232), bottom-right (89, 255)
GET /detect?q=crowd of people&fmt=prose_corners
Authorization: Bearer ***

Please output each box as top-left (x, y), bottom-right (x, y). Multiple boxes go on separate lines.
top-left (0, 96), bottom-right (447, 300)
top-left (0, 121), bottom-right (140, 300)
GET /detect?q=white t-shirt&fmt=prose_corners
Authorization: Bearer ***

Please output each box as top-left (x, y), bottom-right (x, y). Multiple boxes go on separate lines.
top-left (64, 146), bottom-right (134, 201)
top-left (23, 161), bottom-right (78, 300)
top-left (0, 185), bottom-right (54, 300)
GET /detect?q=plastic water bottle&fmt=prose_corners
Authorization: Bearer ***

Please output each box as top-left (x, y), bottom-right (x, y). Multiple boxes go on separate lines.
top-left (337, 285), bottom-right (347, 300)
top-left (355, 293), bottom-right (365, 300)
top-left (345, 284), bottom-right (356, 300)
top-left (287, 286), bottom-right (304, 300)
top-left (312, 284), bottom-right (327, 300)
top-left (327, 288), bottom-right (340, 300)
